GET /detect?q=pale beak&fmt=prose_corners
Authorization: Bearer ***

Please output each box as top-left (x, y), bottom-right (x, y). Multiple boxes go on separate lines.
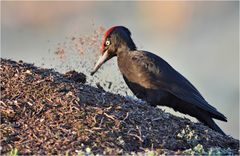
top-left (90, 50), bottom-right (109, 76)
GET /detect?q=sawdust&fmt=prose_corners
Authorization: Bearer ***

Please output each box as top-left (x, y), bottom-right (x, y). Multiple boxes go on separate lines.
top-left (46, 26), bottom-right (131, 96)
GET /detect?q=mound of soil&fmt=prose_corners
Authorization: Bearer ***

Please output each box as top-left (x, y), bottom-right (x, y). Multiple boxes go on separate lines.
top-left (0, 58), bottom-right (239, 155)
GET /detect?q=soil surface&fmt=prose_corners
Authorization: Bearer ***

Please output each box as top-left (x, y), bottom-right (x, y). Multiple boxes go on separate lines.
top-left (0, 58), bottom-right (239, 155)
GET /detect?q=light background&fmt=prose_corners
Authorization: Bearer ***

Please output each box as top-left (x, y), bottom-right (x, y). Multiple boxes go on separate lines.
top-left (1, 1), bottom-right (239, 139)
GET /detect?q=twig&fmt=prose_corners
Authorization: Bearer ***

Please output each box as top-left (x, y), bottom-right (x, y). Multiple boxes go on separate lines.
top-left (128, 133), bottom-right (143, 142)
top-left (103, 112), bottom-right (115, 121)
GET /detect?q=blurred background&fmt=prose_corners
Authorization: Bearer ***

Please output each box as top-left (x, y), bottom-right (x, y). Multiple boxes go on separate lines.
top-left (1, 1), bottom-right (239, 139)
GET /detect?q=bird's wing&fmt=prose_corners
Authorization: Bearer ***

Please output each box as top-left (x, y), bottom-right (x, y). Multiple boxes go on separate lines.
top-left (128, 51), bottom-right (226, 121)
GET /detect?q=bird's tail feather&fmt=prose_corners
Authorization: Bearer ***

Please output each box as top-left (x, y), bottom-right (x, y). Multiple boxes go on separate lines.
top-left (200, 116), bottom-right (226, 135)
top-left (211, 111), bottom-right (227, 122)
top-left (167, 99), bottom-right (226, 135)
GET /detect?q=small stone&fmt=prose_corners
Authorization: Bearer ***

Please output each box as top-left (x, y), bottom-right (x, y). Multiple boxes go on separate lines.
top-left (25, 70), bottom-right (31, 74)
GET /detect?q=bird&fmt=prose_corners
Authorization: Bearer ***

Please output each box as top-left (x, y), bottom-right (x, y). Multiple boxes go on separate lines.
top-left (90, 26), bottom-right (227, 135)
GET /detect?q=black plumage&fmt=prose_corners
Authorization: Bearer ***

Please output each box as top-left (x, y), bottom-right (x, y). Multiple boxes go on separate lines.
top-left (91, 26), bottom-right (227, 135)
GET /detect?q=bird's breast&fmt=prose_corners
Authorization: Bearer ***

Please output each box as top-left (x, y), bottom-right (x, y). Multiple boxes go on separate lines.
top-left (117, 54), bottom-right (156, 89)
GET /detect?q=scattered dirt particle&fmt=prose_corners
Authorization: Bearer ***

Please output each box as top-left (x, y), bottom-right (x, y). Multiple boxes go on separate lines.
top-left (64, 70), bottom-right (86, 84)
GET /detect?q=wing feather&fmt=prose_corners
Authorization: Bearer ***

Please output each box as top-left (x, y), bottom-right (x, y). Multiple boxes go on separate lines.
top-left (129, 51), bottom-right (226, 121)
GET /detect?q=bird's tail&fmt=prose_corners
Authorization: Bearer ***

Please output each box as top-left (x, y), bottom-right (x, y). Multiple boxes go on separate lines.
top-left (168, 99), bottom-right (226, 135)
top-left (199, 115), bottom-right (226, 135)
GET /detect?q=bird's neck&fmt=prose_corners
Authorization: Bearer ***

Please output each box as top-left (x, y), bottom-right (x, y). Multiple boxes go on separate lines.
top-left (116, 48), bottom-right (133, 76)
top-left (116, 42), bottom-right (136, 57)
top-left (117, 38), bottom-right (136, 53)
top-left (116, 39), bottom-right (139, 79)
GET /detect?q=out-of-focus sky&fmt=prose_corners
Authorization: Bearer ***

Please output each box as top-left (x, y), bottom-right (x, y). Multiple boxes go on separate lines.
top-left (1, 1), bottom-right (239, 139)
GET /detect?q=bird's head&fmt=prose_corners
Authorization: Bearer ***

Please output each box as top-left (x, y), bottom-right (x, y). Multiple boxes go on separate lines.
top-left (90, 26), bottom-right (136, 75)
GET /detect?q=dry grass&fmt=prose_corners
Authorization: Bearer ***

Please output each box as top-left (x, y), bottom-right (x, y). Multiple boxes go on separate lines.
top-left (0, 58), bottom-right (239, 155)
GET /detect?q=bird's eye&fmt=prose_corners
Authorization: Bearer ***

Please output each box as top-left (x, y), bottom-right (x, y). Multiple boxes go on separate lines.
top-left (105, 40), bottom-right (111, 46)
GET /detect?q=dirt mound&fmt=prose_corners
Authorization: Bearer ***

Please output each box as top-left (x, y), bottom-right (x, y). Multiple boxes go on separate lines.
top-left (0, 59), bottom-right (239, 155)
